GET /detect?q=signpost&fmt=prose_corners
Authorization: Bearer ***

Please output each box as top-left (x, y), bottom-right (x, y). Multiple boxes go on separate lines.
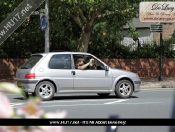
top-left (32, 0), bottom-right (50, 53)
top-left (32, 0), bottom-right (49, 53)
top-left (40, 14), bottom-right (47, 30)
top-left (44, 0), bottom-right (49, 53)
top-left (150, 24), bottom-right (163, 81)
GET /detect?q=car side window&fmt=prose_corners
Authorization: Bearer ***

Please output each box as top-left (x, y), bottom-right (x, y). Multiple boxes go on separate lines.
top-left (73, 54), bottom-right (105, 70)
top-left (49, 54), bottom-right (71, 69)
top-left (83, 55), bottom-right (105, 70)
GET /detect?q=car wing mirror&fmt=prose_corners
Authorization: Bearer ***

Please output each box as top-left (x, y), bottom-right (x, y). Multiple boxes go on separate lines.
top-left (105, 66), bottom-right (109, 71)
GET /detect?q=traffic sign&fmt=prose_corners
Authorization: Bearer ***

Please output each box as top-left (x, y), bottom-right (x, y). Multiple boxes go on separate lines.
top-left (40, 14), bottom-right (47, 30)
top-left (150, 25), bottom-right (162, 32)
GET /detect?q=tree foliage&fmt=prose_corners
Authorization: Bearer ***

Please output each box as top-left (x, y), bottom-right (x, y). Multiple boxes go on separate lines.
top-left (1, 0), bottom-right (175, 59)
top-left (58, 0), bottom-right (140, 52)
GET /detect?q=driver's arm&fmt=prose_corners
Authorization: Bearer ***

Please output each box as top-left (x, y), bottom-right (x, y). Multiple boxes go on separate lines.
top-left (78, 59), bottom-right (94, 70)
top-left (78, 62), bottom-right (91, 70)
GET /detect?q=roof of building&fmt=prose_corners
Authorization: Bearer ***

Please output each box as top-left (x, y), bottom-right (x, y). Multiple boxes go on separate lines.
top-left (124, 18), bottom-right (157, 29)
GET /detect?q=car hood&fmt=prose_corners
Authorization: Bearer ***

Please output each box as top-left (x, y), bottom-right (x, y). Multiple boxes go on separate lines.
top-left (111, 68), bottom-right (140, 80)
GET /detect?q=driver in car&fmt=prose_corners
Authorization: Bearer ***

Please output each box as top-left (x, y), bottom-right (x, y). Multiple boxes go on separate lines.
top-left (75, 58), bottom-right (94, 70)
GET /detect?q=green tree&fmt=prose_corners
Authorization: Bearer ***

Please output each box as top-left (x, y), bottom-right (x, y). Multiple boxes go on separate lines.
top-left (0, 0), bottom-right (73, 58)
top-left (59, 0), bottom-right (140, 52)
top-left (0, 0), bottom-right (140, 57)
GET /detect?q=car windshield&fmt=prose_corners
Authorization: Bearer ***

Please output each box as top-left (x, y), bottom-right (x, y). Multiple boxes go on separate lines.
top-left (97, 58), bottom-right (111, 68)
top-left (19, 55), bottom-right (43, 69)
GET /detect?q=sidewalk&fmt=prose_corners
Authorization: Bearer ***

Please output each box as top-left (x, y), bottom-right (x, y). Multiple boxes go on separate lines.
top-left (140, 77), bottom-right (175, 89)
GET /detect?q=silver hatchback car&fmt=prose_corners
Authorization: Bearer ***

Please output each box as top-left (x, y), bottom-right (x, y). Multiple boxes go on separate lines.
top-left (14, 52), bottom-right (141, 101)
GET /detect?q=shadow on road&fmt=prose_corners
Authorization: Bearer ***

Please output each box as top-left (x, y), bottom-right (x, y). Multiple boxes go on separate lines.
top-left (13, 95), bottom-right (138, 101)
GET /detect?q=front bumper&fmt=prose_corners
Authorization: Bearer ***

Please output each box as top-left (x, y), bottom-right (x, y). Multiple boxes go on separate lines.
top-left (133, 80), bottom-right (141, 92)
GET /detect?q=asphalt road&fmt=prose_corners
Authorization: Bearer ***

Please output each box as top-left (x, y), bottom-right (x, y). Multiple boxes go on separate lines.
top-left (4, 88), bottom-right (175, 132)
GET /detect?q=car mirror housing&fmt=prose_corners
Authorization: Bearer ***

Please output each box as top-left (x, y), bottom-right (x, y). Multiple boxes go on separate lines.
top-left (105, 66), bottom-right (109, 71)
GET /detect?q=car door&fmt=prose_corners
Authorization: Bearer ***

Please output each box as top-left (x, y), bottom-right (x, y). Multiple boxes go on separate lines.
top-left (73, 54), bottom-right (113, 90)
top-left (48, 54), bottom-right (74, 91)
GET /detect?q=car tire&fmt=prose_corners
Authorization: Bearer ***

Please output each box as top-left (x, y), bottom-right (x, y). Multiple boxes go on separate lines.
top-left (97, 93), bottom-right (110, 97)
top-left (115, 80), bottom-right (133, 98)
top-left (35, 81), bottom-right (55, 101)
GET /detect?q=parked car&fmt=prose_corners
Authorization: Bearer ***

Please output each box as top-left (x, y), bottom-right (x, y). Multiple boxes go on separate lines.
top-left (14, 52), bottom-right (141, 101)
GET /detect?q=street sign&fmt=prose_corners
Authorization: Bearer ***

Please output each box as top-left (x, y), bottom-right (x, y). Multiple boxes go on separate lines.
top-left (40, 14), bottom-right (47, 30)
top-left (150, 24), bottom-right (162, 32)
top-left (150, 24), bottom-right (163, 80)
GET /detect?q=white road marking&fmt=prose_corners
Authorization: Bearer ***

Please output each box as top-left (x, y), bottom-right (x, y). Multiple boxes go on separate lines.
top-left (42, 99), bottom-right (121, 103)
top-left (34, 102), bottom-right (162, 108)
top-left (42, 103), bottom-right (118, 107)
top-left (11, 100), bottom-right (164, 108)
top-left (11, 99), bottom-right (128, 108)
top-left (118, 102), bottom-right (163, 104)
top-left (12, 104), bottom-right (106, 108)
top-left (10, 99), bottom-right (129, 108)
top-left (104, 99), bottom-right (128, 104)
top-left (10, 103), bottom-right (24, 107)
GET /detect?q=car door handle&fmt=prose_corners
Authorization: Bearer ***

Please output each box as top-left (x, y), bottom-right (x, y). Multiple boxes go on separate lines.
top-left (72, 71), bottom-right (75, 75)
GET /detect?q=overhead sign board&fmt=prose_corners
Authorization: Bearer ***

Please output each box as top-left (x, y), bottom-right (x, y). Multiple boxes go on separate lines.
top-left (139, 2), bottom-right (175, 22)
top-left (150, 24), bottom-right (162, 32)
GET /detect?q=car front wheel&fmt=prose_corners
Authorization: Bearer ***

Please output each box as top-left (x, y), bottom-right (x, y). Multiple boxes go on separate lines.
top-left (115, 80), bottom-right (133, 98)
top-left (35, 81), bottom-right (55, 101)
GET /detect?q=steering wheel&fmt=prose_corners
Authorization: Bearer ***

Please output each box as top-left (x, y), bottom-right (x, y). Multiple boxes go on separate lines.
top-left (89, 63), bottom-right (96, 70)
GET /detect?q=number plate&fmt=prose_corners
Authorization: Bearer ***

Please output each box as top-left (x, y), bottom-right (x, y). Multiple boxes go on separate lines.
top-left (17, 81), bottom-right (21, 86)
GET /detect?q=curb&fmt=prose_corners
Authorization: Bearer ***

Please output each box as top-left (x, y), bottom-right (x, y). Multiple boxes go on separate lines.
top-left (140, 81), bottom-right (175, 88)
top-left (140, 85), bottom-right (175, 88)
top-left (140, 86), bottom-right (175, 89)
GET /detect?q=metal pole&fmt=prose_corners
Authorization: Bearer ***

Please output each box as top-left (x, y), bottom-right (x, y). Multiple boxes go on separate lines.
top-left (137, 39), bottom-right (140, 51)
top-left (45, 0), bottom-right (49, 53)
top-left (158, 32), bottom-right (163, 81)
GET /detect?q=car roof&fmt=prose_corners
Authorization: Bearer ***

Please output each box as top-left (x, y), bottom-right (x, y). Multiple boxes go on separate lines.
top-left (32, 52), bottom-right (92, 56)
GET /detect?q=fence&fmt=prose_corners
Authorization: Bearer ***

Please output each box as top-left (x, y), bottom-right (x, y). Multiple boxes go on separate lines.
top-left (1, 38), bottom-right (175, 59)
top-left (1, 38), bottom-right (175, 80)
top-left (121, 38), bottom-right (175, 50)
top-left (1, 58), bottom-right (175, 80)
top-left (121, 38), bottom-right (153, 51)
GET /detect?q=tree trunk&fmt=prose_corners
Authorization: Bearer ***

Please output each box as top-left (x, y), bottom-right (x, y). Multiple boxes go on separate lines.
top-left (78, 25), bottom-right (92, 52)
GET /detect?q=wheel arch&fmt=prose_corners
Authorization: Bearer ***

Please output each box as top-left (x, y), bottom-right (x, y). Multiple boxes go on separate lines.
top-left (36, 79), bottom-right (57, 93)
top-left (114, 77), bottom-right (134, 98)
top-left (113, 77), bottom-right (134, 91)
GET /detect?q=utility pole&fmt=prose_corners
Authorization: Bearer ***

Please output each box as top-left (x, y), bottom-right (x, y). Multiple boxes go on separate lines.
top-left (45, 0), bottom-right (49, 53)
top-left (158, 32), bottom-right (163, 81)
